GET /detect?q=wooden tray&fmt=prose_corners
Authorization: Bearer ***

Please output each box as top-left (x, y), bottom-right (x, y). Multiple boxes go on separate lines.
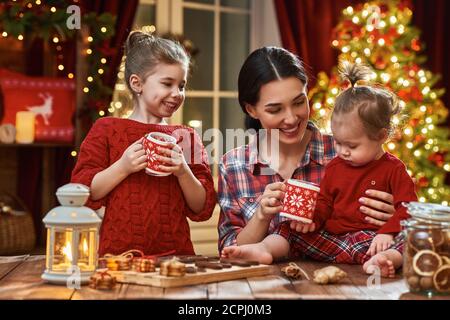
top-left (108, 264), bottom-right (272, 288)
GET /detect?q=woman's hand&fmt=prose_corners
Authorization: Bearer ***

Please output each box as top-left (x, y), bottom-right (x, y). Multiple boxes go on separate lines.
top-left (156, 143), bottom-right (189, 177)
top-left (359, 189), bottom-right (395, 226)
top-left (255, 182), bottom-right (286, 222)
top-left (117, 138), bottom-right (147, 175)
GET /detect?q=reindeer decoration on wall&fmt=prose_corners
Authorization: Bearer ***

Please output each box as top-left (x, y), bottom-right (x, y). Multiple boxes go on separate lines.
top-left (27, 93), bottom-right (54, 125)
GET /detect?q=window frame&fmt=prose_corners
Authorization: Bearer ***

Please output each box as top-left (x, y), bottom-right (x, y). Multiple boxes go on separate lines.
top-left (156, 0), bottom-right (251, 176)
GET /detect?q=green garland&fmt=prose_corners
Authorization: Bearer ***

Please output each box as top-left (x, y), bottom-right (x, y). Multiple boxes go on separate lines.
top-left (0, 0), bottom-right (116, 120)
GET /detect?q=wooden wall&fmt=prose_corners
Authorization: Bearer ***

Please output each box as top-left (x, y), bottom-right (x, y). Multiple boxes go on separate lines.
top-left (0, 149), bottom-right (17, 194)
top-left (189, 205), bottom-right (220, 256)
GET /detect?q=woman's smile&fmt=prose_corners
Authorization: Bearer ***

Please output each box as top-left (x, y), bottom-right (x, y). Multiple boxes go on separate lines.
top-left (279, 123), bottom-right (301, 138)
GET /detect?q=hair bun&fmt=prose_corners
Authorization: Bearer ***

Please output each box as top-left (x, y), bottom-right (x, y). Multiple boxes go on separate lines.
top-left (124, 31), bottom-right (153, 56)
top-left (338, 61), bottom-right (371, 88)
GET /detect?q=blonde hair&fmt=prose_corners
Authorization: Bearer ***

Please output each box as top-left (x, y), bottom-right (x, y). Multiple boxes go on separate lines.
top-left (333, 61), bottom-right (401, 140)
top-left (124, 31), bottom-right (190, 98)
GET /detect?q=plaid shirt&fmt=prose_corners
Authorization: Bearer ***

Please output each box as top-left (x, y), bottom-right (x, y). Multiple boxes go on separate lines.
top-left (218, 121), bottom-right (336, 251)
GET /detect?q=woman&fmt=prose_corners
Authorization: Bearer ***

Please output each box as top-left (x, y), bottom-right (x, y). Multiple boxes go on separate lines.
top-left (218, 47), bottom-right (395, 255)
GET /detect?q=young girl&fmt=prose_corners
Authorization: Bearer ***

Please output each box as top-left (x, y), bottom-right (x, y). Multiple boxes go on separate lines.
top-left (222, 62), bottom-right (417, 278)
top-left (71, 31), bottom-right (216, 256)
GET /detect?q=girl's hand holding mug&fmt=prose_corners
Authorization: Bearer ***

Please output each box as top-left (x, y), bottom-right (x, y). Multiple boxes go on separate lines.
top-left (255, 182), bottom-right (286, 222)
top-left (118, 138), bottom-right (148, 175)
top-left (156, 143), bottom-right (189, 177)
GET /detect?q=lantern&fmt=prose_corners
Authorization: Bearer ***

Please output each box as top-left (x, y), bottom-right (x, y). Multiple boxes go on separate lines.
top-left (41, 183), bottom-right (101, 285)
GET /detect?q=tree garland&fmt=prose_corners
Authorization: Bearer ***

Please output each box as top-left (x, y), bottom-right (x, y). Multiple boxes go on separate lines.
top-left (0, 0), bottom-right (116, 120)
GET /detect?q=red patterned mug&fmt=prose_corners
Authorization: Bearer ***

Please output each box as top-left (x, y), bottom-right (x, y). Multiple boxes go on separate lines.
top-left (280, 179), bottom-right (320, 223)
top-left (142, 132), bottom-right (177, 176)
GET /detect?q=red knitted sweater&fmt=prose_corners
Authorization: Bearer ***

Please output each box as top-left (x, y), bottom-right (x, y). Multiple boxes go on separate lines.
top-left (314, 152), bottom-right (417, 235)
top-left (71, 117), bottom-right (217, 256)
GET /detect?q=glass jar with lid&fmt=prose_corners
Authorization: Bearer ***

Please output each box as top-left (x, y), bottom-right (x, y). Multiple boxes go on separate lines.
top-left (402, 202), bottom-right (450, 296)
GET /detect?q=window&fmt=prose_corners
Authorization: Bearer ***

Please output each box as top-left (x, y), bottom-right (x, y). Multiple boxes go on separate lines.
top-left (174, 0), bottom-right (250, 175)
top-left (111, 0), bottom-right (268, 176)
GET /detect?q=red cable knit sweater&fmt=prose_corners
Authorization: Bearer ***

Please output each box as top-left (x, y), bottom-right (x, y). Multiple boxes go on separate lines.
top-left (71, 117), bottom-right (217, 256)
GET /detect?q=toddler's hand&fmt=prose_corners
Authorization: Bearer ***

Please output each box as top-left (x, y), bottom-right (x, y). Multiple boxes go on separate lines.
top-left (156, 143), bottom-right (189, 177)
top-left (367, 234), bottom-right (394, 256)
top-left (289, 220), bottom-right (316, 233)
top-left (118, 138), bottom-right (148, 175)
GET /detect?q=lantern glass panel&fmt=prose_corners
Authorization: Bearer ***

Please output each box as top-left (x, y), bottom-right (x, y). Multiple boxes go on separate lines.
top-left (52, 229), bottom-right (73, 272)
top-left (45, 229), bottom-right (51, 269)
top-left (77, 229), bottom-right (96, 272)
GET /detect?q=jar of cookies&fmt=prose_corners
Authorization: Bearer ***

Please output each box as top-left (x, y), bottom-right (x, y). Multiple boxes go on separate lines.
top-left (402, 202), bottom-right (450, 296)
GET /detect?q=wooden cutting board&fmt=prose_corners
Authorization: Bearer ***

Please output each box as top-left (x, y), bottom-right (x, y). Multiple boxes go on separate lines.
top-left (109, 264), bottom-right (272, 288)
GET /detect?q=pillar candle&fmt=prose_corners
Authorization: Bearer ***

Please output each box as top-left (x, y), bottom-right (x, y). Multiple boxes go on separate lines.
top-left (15, 111), bottom-right (35, 144)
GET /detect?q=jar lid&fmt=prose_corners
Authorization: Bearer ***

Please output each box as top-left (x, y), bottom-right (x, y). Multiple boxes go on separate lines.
top-left (403, 202), bottom-right (450, 223)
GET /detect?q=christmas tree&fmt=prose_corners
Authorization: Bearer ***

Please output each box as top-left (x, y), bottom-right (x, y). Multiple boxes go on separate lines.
top-left (309, 0), bottom-right (450, 204)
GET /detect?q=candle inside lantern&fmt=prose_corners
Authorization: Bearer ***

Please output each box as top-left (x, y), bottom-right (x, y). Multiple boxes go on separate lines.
top-left (15, 111), bottom-right (35, 143)
top-left (82, 238), bottom-right (89, 256)
top-left (62, 241), bottom-right (73, 264)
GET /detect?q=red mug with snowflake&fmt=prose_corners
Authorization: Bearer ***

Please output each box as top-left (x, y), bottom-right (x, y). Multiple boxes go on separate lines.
top-left (142, 132), bottom-right (177, 176)
top-left (280, 179), bottom-right (320, 223)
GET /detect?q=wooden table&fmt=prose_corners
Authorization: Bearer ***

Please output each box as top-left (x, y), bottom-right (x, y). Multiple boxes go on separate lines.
top-left (0, 255), bottom-right (448, 300)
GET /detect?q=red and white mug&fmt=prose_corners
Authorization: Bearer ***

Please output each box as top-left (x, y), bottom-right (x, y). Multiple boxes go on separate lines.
top-left (142, 132), bottom-right (177, 176)
top-left (280, 179), bottom-right (320, 223)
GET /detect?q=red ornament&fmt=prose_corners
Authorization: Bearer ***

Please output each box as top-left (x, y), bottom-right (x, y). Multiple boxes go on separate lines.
top-left (417, 177), bottom-right (429, 188)
top-left (399, 0), bottom-right (413, 11)
top-left (372, 29), bottom-right (382, 41)
top-left (329, 74), bottom-right (339, 86)
top-left (414, 135), bottom-right (425, 143)
top-left (411, 38), bottom-right (421, 51)
top-left (410, 86), bottom-right (423, 102)
top-left (352, 28), bottom-right (363, 38)
top-left (342, 20), bottom-right (354, 29)
top-left (375, 56), bottom-right (387, 69)
top-left (385, 37), bottom-right (394, 46)
top-left (402, 49), bottom-right (411, 57)
top-left (428, 152), bottom-right (446, 167)
top-left (397, 89), bottom-right (409, 101)
top-left (379, 4), bottom-right (389, 13)
top-left (411, 64), bottom-right (420, 72)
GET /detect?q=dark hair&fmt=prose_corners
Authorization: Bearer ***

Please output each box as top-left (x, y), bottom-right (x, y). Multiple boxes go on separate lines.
top-left (238, 47), bottom-right (308, 130)
top-left (333, 61), bottom-right (401, 139)
top-left (124, 31), bottom-right (190, 98)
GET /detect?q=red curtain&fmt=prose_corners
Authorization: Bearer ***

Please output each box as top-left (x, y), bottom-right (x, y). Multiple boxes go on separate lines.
top-left (81, 0), bottom-right (139, 90)
top-left (273, 0), bottom-right (361, 82)
top-left (412, 0), bottom-right (450, 125)
top-left (273, 0), bottom-right (450, 117)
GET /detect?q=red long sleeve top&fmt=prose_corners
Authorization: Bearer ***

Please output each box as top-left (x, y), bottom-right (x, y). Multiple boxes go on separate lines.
top-left (71, 117), bottom-right (217, 256)
top-left (314, 152), bottom-right (417, 235)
